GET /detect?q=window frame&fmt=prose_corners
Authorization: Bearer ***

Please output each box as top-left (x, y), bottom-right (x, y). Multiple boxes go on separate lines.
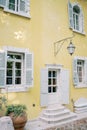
top-left (0, 0), bottom-right (30, 18)
top-left (73, 56), bottom-right (87, 88)
top-left (48, 69), bottom-right (58, 93)
top-left (68, 1), bottom-right (85, 34)
top-left (6, 52), bottom-right (23, 86)
top-left (0, 46), bottom-right (33, 93)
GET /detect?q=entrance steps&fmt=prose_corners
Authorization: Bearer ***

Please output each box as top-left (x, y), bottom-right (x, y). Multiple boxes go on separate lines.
top-left (39, 104), bottom-right (77, 124)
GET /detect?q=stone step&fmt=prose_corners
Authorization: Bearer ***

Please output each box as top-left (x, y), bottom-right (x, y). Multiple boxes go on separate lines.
top-left (74, 106), bottom-right (87, 110)
top-left (45, 105), bottom-right (65, 113)
top-left (40, 112), bottom-right (77, 124)
top-left (42, 109), bottom-right (70, 118)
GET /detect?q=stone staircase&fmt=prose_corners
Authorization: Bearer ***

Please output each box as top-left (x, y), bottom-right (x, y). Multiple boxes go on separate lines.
top-left (39, 104), bottom-right (77, 124)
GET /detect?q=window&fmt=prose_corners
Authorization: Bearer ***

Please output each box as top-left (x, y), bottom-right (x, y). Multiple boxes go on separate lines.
top-left (6, 53), bottom-right (23, 85)
top-left (73, 57), bottom-right (87, 88)
top-left (0, 0), bottom-right (30, 18)
top-left (68, 1), bottom-right (84, 34)
top-left (0, 46), bottom-right (33, 92)
top-left (77, 60), bottom-right (84, 84)
top-left (48, 70), bottom-right (57, 93)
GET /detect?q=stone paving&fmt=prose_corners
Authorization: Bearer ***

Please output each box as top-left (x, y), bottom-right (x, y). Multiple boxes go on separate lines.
top-left (24, 117), bottom-right (87, 130)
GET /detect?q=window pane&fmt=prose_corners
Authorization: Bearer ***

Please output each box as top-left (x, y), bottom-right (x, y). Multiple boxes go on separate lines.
top-left (15, 62), bottom-right (21, 69)
top-left (53, 79), bottom-right (56, 85)
top-left (48, 87), bottom-right (51, 93)
top-left (48, 79), bottom-right (51, 85)
top-left (53, 71), bottom-right (56, 77)
top-left (15, 78), bottom-right (21, 84)
top-left (15, 55), bottom-right (21, 59)
top-left (7, 70), bottom-right (12, 76)
top-left (6, 78), bottom-right (12, 84)
top-left (53, 87), bottom-right (57, 92)
top-left (7, 62), bottom-right (13, 68)
top-left (15, 70), bottom-right (21, 76)
top-left (48, 71), bottom-right (51, 77)
top-left (9, 0), bottom-right (15, 11)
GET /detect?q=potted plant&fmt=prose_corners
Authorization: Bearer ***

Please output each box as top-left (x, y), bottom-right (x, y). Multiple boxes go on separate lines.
top-left (5, 104), bottom-right (27, 130)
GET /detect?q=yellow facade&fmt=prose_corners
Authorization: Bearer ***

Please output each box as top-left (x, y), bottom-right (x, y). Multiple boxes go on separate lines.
top-left (0, 0), bottom-right (87, 120)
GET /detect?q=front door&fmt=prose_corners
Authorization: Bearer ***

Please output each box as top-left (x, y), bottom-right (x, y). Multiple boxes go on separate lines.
top-left (40, 67), bottom-right (69, 107)
top-left (48, 69), bottom-right (61, 105)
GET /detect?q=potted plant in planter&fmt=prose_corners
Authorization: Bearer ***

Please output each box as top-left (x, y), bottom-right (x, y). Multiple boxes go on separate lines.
top-left (5, 104), bottom-right (27, 130)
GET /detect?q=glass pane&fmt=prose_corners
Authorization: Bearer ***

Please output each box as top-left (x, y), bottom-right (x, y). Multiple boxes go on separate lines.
top-left (15, 78), bottom-right (21, 84)
top-left (9, 0), bottom-right (15, 11)
top-left (6, 78), bottom-right (12, 84)
top-left (7, 62), bottom-right (13, 68)
top-left (48, 87), bottom-right (51, 93)
top-left (7, 54), bottom-right (14, 59)
top-left (15, 55), bottom-right (21, 59)
top-left (15, 70), bottom-right (21, 76)
top-left (7, 70), bottom-right (12, 76)
top-left (53, 71), bottom-right (56, 77)
top-left (53, 87), bottom-right (57, 92)
top-left (15, 62), bottom-right (21, 69)
top-left (48, 79), bottom-right (51, 85)
top-left (53, 79), bottom-right (56, 85)
top-left (48, 71), bottom-right (51, 77)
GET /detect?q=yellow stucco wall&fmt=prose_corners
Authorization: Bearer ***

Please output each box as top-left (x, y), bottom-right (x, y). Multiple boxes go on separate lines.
top-left (0, 0), bottom-right (87, 119)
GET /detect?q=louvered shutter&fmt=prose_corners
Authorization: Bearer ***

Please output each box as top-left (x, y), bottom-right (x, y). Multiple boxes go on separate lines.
top-left (84, 59), bottom-right (87, 85)
top-left (0, 0), bottom-right (6, 7)
top-left (40, 69), bottom-right (48, 107)
top-left (73, 59), bottom-right (79, 86)
top-left (0, 52), bottom-right (6, 88)
top-left (68, 1), bottom-right (73, 28)
top-left (79, 12), bottom-right (84, 33)
top-left (19, 0), bottom-right (30, 16)
top-left (19, 0), bottom-right (25, 12)
top-left (60, 69), bottom-right (69, 104)
top-left (25, 52), bottom-right (33, 87)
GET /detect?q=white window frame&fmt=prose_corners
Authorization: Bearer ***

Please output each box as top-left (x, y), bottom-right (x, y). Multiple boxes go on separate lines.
top-left (0, 46), bottom-right (33, 93)
top-left (48, 69), bottom-right (59, 94)
top-left (6, 52), bottom-right (23, 86)
top-left (68, 1), bottom-right (85, 34)
top-left (0, 0), bottom-right (30, 18)
top-left (73, 56), bottom-right (87, 88)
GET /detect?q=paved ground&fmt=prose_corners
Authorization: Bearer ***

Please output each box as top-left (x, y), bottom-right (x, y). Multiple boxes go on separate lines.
top-left (24, 117), bottom-right (87, 130)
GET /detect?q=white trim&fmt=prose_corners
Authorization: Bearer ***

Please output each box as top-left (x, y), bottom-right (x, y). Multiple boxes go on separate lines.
top-left (4, 8), bottom-right (31, 18)
top-left (45, 64), bottom-right (63, 69)
top-left (3, 46), bottom-right (29, 53)
top-left (73, 56), bottom-right (87, 88)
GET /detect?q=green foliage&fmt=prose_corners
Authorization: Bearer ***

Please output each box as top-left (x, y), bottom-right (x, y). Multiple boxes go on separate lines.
top-left (6, 104), bottom-right (27, 117)
top-left (0, 95), bottom-right (7, 111)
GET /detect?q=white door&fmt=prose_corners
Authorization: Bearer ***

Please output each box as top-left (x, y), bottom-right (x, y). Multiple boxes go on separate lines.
top-left (48, 69), bottom-right (61, 105)
top-left (40, 68), bottom-right (69, 107)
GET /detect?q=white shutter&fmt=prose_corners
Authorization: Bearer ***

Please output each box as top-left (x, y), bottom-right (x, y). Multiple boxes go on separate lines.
top-left (60, 69), bottom-right (69, 104)
top-left (19, 0), bottom-right (25, 12)
top-left (0, 0), bottom-right (6, 7)
top-left (25, 52), bottom-right (33, 87)
top-left (79, 12), bottom-right (84, 33)
top-left (84, 60), bottom-right (87, 85)
top-left (0, 52), bottom-right (6, 88)
top-left (40, 69), bottom-right (48, 107)
top-left (68, 1), bottom-right (73, 28)
top-left (73, 59), bottom-right (79, 86)
top-left (19, 0), bottom-right (30, 17)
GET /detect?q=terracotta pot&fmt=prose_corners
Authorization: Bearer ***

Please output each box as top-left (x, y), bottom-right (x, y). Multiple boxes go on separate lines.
top-left (10, 113), bottom-right (27, 130)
